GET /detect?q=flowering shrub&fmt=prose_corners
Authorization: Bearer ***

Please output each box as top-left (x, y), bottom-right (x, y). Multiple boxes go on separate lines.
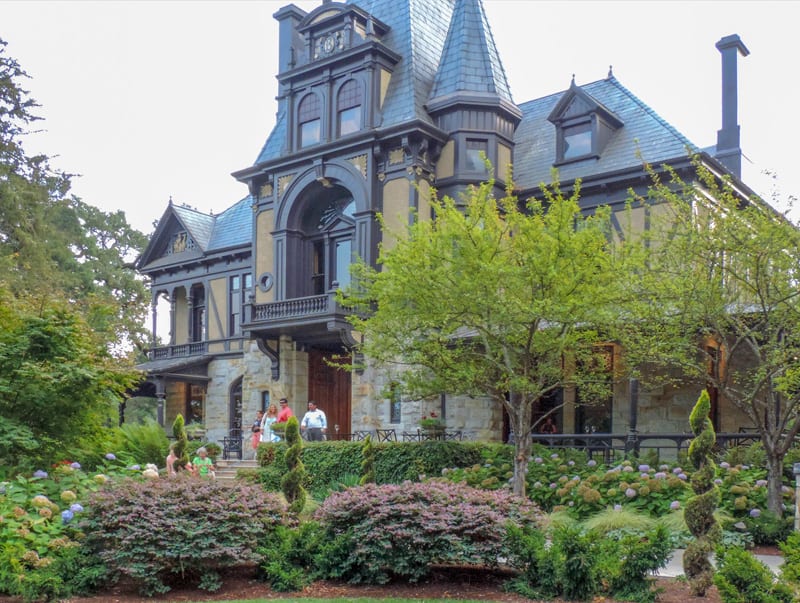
top-left (0, 454), bottom-right (148, 600)
top-left (313, 480), bottom-right (541, 584)
top-left (80, 475), bottom-right (289, 595)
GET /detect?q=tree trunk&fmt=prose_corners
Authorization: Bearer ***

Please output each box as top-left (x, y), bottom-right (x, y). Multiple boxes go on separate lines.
top-left (509, 394), bottom-right (533, 498)
top-left (765, 450), bottom-right (785, 517)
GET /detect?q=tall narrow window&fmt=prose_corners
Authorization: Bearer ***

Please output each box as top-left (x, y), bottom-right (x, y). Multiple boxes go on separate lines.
top-left (187, 384), bottom-right (206, 424)
top-left (337, 79), bottom-right (362, 136)
top-left (389, 382), bottom-right (402, 424)
top-left (229, 275), bottom-right (242, 336)
top-left (191, 286), bottom-right (205, 343)
top-left (298, 93), bottom-right (321, 148)
top-left (466, 138), bottom-right (488, 173)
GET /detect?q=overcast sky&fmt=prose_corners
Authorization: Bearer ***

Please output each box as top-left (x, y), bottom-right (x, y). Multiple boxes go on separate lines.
top-left (3, 0), bottom-right (799, 233)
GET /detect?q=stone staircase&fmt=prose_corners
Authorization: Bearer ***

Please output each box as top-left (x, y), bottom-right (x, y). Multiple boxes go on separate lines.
top-left (214, 458), bottom-right (258, 483)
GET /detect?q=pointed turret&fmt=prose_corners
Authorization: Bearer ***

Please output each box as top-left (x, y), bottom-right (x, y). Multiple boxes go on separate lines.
top-left (426, 0), bottom-right (522, 193)
top-left (428, 0), bottom-right (514, 106)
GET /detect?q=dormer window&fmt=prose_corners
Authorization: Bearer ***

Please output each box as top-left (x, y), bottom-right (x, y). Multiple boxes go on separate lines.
top-left (337, 79), bottom-right (362, 136)
top-left (562, 120), bottom-right (592, 161)
top-left (548, 81), bottom-right (623, 166)
top-left (298, 93), bottom-right (321, 148)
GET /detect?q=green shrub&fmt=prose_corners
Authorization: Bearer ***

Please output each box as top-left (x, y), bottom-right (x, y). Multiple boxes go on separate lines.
top-left (313, 480), bottom-right (540, 584)
top-left (257, 522), bottom-right (324, 592)
top-left (779, 531), bottom-right (800, 586)
top-left (746, 509), bottom-right (792, 546)
top-left (114, 419), bottom-right (169, 467)
top-left (80, 475), bottom-right (288, 596)
top-left (505, 523), bottom-right (671, 602)
top-left (714, 546), bottom-right (794, 603)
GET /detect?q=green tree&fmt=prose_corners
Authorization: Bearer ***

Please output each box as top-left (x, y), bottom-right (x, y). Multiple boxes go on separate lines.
top-left (0, 38), bottom-right (149, 354)
top-left (640, 162), bottom-right (800, 516)
top-left (281, 416), bottom-right (307, 513)
top-left (0, 295), bottom-right (140, 469)
top-left (342, 177), bottom-right (639, 497)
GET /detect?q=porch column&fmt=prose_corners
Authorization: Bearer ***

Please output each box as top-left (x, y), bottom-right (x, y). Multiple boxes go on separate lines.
top-left (186, 296), bottom-right (194, 344)
top-left (150, 296), bottom-right (158, 347)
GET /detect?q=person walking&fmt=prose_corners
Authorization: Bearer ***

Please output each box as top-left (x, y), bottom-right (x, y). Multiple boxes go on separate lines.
top-left (300, 400), bottom-right (327, 441)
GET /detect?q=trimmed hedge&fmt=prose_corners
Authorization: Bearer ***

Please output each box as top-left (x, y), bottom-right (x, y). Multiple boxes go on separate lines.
top-left (256, 439), bottom-right (488, 492)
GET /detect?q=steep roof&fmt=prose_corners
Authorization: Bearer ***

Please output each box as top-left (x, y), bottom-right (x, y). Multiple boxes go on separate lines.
top-left (428, 0), bottom-right (513, 104)
top-left (253, 0), bottom-right (455, 165)
top-left (513, 76), bottom-right (699, 192)
top-left (137, 197), bottom-right (253, 271)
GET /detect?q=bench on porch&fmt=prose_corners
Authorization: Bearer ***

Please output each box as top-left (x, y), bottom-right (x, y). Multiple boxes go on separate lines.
top-left (219, 429), bottom-right (243, 460)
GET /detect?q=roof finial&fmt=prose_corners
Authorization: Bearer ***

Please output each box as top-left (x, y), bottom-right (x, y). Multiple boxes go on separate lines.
top-left (168, 195), bottom-right (173, 205)
top-left (608, 65), bottom-right (614, 78)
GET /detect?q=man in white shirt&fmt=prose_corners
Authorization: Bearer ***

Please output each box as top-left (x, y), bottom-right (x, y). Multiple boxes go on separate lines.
top-left (300, 400), bottom-right (327, 441)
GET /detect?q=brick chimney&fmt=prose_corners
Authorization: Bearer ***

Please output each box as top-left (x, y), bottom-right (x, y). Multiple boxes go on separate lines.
top-left (715, 34), bottom-right (750, 178)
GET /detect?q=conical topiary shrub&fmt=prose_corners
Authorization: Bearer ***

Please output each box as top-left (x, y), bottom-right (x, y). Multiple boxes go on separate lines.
top-left (280, 416), bottom-right (307, 514)
top-left (172, 413), bottom-right (190, 472)
top-left (683, 389), bottom-right (721, 596)
top-left (359, 434), bottom-right (376, 485)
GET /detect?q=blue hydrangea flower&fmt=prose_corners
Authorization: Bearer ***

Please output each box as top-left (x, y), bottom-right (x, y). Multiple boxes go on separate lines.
top-left (105, 453), bottom-right (117, 461)
top-left (128, 464), bottom-right (140, 471)
top-left (33, 470), bottom-right (48, 479)
top-left (69, 503), bottom-right (84, 513)
top-left (720, 461), bottom-right (730, 469)
top-left (61, 509), bottom-right (74, 524)
top-left (625, 488), bottom-right (637, 498)
top-left (654, 472), bottom-right (667, 479)
top-left (550, 453), bottom-right (559, 460)
top-left (534, 457), bottom-right (543, 464)
top-left (70, 462), bottom-right (81, 470)
top-left (638, 464), bottom-right (650, 472)
top-left (614, 504), bottom-right (622, 511)
top-left (670, 500), bottom-right (681, 510)
top-left (587, 460), bottom-right (597, 467)
top-left (756, 480), bottom-right (767, 487)
top-left (714, 478), bottom-right (723, 485)
top-left (568, 460), bottom-right (575, 466)
top-left (749, 508), bottom-right (761, 518)
top-left (678, 473), bottom-right (688, 480)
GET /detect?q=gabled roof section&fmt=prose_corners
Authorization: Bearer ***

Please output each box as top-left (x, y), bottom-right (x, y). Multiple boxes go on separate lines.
top-left (428, 0), bottom-right (513, 105)
top-left (547, 79), bottom-right (623, 128)
top-left (137, 197), bottom-right (253, 271)
top-left (173, 204), bottom-right (215, 250)
top-left (255, 110), bottom-right (287, 165)
top-left (513, 76), bottom-right (698, 191)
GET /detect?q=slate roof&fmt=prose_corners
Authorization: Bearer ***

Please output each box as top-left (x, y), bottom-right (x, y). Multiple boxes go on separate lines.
top-left (513, 76), bottom-right (699, 192)
top-left (429, 0), bottom-right (513, 104)
top-left (207, 196), bottom-right (254, 250)
top-left (138, 197), bottom-right (253, 272)
top-left (253, 0), bottom-right (455, 166)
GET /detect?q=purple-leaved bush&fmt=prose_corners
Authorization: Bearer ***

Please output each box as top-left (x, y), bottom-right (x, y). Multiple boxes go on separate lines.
top-left (80, 475), bottom-right (289, 595)
top-left (313, 480), bottom-right (541, 584)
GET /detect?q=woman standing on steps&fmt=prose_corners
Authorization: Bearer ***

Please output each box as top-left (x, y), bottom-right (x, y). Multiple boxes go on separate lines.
top-left (251, 410), bottom-right (264, 459)
top-left (261, 403), bottom-right (280, 443)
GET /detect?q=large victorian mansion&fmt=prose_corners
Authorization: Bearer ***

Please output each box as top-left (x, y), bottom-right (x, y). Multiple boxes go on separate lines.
top-left (136, 0), bottom-right (755, 445)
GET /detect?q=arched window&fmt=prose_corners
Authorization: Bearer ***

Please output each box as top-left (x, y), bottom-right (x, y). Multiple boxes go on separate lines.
top-left (298, 93), bottom-right (321, 147)
top-left (337, 80), bottom-right (361, 136)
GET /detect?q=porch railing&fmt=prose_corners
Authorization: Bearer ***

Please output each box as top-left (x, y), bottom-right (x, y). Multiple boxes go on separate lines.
top-left (150, 341), bottom-right (207, 360)
top-left (522, 431), bottom-right (762, 462)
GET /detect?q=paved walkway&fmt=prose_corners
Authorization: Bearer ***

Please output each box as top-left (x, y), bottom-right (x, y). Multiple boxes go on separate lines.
top-left (660, 549), bottom-right (783, 577)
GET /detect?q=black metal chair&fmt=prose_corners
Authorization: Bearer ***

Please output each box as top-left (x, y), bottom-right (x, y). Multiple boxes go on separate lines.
top-left (220, 428), bottom-right (243, 460)
top-left (350, 430), bottom-right (371, 441)
top-left (375, 428), bottom-right (397, 442)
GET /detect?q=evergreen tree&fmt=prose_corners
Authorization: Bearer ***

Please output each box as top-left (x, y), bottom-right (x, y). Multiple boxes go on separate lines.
top-left (172, 414), bottom-right (190, 472)
top-left (281, 417), bottom-right (307, 514)
top-left (683, 390), bottom-right (721, 596)
top-left (359, 434), bottom-right (375, 485)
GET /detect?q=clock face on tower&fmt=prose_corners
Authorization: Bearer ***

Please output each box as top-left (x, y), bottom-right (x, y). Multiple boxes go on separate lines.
top-left (315, 30), bottom-right (343, 60)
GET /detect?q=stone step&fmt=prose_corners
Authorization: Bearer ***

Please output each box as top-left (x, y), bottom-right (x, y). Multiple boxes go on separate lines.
top-left (213, 459), bottom-right (258, 483)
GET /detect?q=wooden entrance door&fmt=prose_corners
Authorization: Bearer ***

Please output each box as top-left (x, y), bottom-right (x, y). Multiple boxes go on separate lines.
top-left (308, 348), bottom-right (351, 438)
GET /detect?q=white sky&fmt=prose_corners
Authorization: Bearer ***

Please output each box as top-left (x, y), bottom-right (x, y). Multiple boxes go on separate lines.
top-left (3, 0), bottom-right (799, 233)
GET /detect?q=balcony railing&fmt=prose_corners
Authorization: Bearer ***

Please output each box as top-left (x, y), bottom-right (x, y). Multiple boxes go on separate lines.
top-left (251, 294), bottom-right (331, 321)
top-left (150, 341), bottom-right (208, 360)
